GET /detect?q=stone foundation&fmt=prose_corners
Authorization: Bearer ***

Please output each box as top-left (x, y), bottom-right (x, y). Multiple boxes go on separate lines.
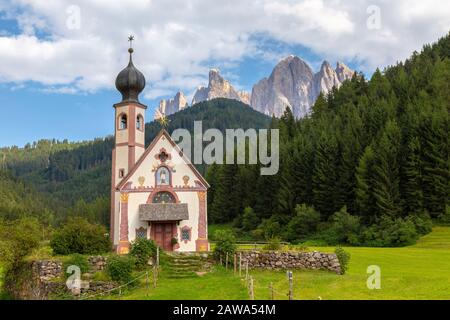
top-left (239, 251), bottom-right (341, 274)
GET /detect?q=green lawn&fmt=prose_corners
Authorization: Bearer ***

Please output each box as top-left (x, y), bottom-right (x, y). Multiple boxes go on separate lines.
top-left (106, 227), bottom-right (450, 300)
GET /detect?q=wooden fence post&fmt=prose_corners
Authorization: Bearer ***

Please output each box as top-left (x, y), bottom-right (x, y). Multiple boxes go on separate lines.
top-left (146, 271), bottom-right (149, 296)
top-left (153, 266), bottom-right (157, 288)
top-left (239, 252), bottom-right (242, 277)
top-left (287, 271), bottom-right (293, 301)
top-left (226, 252), bottom-right (229, 271)
top-left (156, 247), bottom-right (160, 267)
top-left (234, 254), bottom-right (237, 275)
top-left (245, 261), bottom-right (249, 281)
top-left (249, 276), bottom-right (254, 300)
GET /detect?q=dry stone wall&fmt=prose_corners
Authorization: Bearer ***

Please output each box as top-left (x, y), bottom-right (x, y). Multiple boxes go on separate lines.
top-left (239, 251), bottom-right (341, 274)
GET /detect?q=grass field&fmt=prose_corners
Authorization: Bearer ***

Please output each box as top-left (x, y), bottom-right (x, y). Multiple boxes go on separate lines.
top-left (102, 226), bottom-right (450, 300)
top-left (2, 227), bottom-right (449, 300)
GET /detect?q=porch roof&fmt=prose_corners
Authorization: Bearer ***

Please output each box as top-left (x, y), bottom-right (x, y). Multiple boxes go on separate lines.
top-left (139, 203), bottom-right (189, 221)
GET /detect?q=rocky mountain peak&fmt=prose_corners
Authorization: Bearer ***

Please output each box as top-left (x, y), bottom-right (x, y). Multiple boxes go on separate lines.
top-left (251, 55), bottom-right (354, 118)
top-left (191, 68), bottom-right (250, 105)
top-left (154, 91), bottom-right (188, 119)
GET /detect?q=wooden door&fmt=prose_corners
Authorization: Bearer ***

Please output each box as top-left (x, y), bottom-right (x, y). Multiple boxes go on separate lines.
top-left (153, 223), bottom-right (174, 251)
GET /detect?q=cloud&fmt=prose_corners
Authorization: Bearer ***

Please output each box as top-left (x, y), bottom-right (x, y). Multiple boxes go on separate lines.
top-left (0, 0), bottom-right (449, 102)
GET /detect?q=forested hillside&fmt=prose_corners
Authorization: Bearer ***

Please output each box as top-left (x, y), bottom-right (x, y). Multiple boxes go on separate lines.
top-left (207, 33), bottom-right (449, 246)
top-left (0, 99), bottom-right (270, 224)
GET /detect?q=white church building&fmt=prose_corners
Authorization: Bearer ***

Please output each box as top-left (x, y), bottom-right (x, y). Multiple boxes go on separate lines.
top-left (110, 42), bottom-right (209, 254)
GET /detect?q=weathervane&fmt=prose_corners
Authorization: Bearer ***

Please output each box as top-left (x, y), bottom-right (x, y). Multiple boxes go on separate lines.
top-left (128, 35), bottom-right (135, 54)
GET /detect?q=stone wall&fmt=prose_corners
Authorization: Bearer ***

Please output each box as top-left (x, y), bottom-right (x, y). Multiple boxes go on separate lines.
top-left (239, 251), bottom-right (341, 274)
top-left (7, 257), bottom-right (116, 300)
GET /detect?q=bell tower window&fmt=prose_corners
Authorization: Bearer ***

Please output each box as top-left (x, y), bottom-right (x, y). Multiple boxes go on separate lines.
top-left (119, 114), bottom-right (127, 130)
top-left (136, 115), bottom-right (144, 131)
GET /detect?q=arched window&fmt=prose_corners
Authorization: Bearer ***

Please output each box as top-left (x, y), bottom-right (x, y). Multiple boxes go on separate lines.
top-left (119, 114), bottom-right (127, 130)
top-left (156, 166), bottom-right (170, 186)
top-left (136, 115), bottom-right (143, 131)
top-left (152, 191), bottom-right (176, 204)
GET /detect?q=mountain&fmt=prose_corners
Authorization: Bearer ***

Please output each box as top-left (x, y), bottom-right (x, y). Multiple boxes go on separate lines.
top-left (155, 56), bottom-right (353, 120)
top-left (154, 91), bottom-right (189, 119)
top-left (191, 69), bottom-right (250, 106)
top-left (251, 56), bottom-right (354, 118)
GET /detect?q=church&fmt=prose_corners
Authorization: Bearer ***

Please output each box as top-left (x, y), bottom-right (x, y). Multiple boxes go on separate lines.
top-left (110, 40), bottom-right (209, 254)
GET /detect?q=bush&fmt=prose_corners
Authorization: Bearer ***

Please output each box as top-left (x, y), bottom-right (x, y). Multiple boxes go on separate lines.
top-left (263, 237), bottom-right (282, 251)
top-left (106, 255), bottom-right (134, 284)
top-left (439, 205), bottom-right (450, 224)
top-left (213, 230), bottom-right (236, 261)
top-left (130, 238), bottom-right (157, 270)
top-left (284, 204), bottom-right (320, 241)
top-left (63, 254), bottom-right (89, 279)
top-left (0, 217), bottom-right (41, 269)
top-left (257, 218), bottom-right (281, 240)
top-left (362, 216), bottom-right (419, 247)
top-left (50, 217), bottom-right (111, 255)
top-left (335, 247), bottom-right (350, 275)
top-left (242, 207), bottom-right (259, 231)
top-left (410, 213), bottom-right (433, 235)
top-left (324, 206), bottom-right (361, 245)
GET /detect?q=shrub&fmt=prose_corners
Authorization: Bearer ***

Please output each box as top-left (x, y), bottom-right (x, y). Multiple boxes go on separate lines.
top-left (106, 255), bottom-right (134, 284)
top-left (257, 218), bottom-right (281, 240)
top-left (263, 237), bottom-right (282, 251)
top-left (0, 217), bottom-right (41, 269)
top-left (63, 254), bottom-right (89, 279)
top-left (410, 213), bottom-right (433, 235)
top-left (324, 206), bottom-right (361, 245)
top-left (335, 247), bottom-right (350, 275)
top-left (284, 204), bottom-right (320, 241)
top-left (362, 216), bottom-right (419, 247)
top-left (130, 238), bottom-right (157, 270)
top-left (50, 217), bottom-right (111, 255)
top-left (213, 230), bottom-right (236, 261)
top-left (242, 207), bottom-right (259, 231)
top-left (439, 205), bottom-right (450, 224)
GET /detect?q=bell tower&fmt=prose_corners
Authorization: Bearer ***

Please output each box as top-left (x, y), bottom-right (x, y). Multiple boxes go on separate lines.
top-left (111, 36), bottom-right (146, 251)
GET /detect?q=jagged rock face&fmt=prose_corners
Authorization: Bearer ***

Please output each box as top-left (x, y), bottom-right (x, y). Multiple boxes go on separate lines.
top-left (154, 91), bottom-right (188, 119)
top-left (251, 56), bottom-right (353, 118)
top-left (191, 69), bottom-right (250, 105)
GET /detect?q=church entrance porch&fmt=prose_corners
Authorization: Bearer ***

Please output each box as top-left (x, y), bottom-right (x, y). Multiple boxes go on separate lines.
top-left (151, 222), bottom-right (175, 251)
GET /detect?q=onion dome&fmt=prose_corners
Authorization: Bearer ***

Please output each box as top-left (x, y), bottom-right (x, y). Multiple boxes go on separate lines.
top-left (115, 36), bottom-right (146, 103)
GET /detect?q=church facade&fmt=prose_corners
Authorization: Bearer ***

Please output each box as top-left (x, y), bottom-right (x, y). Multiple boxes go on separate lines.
top-left (110, 43), bottom-right (209, 254)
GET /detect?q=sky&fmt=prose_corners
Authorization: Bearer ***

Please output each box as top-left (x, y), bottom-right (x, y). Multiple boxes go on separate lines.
top-left (0, 0), bottom-right (449, 147)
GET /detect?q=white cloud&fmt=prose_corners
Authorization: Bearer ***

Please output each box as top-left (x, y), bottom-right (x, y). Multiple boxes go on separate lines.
top-left (0, 0), bottom-right (449, 103)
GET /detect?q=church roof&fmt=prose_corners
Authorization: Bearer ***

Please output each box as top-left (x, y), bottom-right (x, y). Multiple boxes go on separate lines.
top-left (115, 129), bottom-right (210, 191)
top-left (139, 203), bottom-right (189, 221)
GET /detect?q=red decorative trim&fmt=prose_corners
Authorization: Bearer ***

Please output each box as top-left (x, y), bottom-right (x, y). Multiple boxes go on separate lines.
top-left (195, 191), bottom-right (208, 252)
top-left (146, 187), bottom-right (180, 204)
top-left (118, 193), bottom-right (130, 254)
top-left (110, 148), bottom-right (116, 245)
top-left (116, 142), bottom-right (145, 148)
top-left (154, 148), bottom-right (172, 162)
top-left (114, 101), bottom-right (147, 109)
top-left (116, 130), bottom-right (209, 191)
top-left (121, 186), bottom-right (207, 193)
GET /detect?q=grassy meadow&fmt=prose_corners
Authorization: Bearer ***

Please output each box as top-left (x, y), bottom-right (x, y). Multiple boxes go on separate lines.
top-left (1, 227), bottom-right (449, 300)
top-left (104, 226), bottom-right (450, 300)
